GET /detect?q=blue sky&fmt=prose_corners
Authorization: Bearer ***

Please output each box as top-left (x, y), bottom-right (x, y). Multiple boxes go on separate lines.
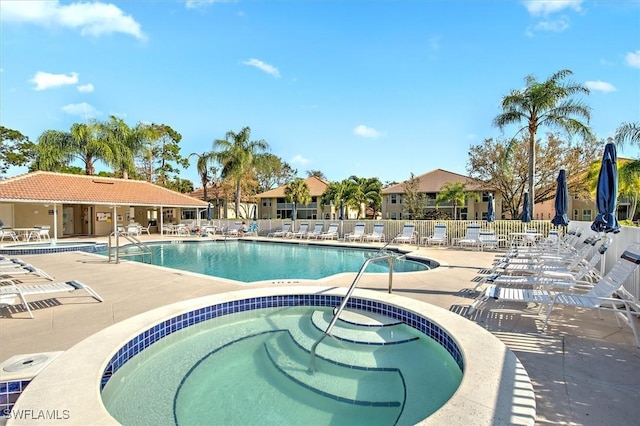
top-left (1, 0), bottom-right (639, 187)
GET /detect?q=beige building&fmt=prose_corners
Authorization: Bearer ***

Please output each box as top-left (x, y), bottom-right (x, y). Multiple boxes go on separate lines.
top-left (381, 169), bottom-right (494, 220)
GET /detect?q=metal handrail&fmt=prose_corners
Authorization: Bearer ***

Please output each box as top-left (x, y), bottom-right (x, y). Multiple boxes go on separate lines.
top-left (308, 253), bottom-right (397, 372)
top-left (108, 232), bottom-right (153, 264)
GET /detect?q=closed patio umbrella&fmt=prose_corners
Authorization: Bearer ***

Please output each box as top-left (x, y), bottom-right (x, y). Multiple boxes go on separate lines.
top-left (521, 192), bottom-right (531, 223)
top-left (252, 204), bottom-right (257, 221)
top-left (206, 202), bottom-right (212, 221)
top-left (486, 194), bottom-right (495, 223)
top-left (591, 142), bottom-right (620, 234)
top-left (339, 199), bottom-right (345, 220)
top-left (291, 202), bottom-right (296, 222)
top-left (551, 169), bottom-right (569, 227)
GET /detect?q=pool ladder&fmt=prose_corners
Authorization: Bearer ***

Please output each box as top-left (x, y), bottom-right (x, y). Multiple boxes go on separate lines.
top-left (308, 253), bottom-right (398, 372)
top-left (108, 232), bottom-right (153, 264)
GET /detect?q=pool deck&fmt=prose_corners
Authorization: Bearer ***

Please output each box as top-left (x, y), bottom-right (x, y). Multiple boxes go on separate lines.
top-left (1, 235), bottom-right (639, 425)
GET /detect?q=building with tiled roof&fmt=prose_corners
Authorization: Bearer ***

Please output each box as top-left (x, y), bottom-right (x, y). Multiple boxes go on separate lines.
top-left (0, 171), bottom-right (208, 237)
top-left (254, 176), bottom-right (347, 220)
top-left (381, 169), bottom-right (494, 220)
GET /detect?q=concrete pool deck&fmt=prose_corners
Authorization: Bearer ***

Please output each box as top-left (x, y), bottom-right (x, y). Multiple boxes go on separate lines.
top-left (1, 236), bottom-right (639, 425)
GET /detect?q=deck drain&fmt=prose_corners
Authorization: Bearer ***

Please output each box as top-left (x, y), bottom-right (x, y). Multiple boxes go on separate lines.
top-left (3, 354), bottom-right (49, 372)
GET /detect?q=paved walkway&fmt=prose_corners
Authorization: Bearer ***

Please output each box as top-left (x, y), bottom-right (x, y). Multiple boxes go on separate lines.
top-left (1, 237), bottom-right (639, 425)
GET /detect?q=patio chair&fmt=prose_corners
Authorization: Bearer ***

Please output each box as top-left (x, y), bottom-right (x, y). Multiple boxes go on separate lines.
top-left (0, 279), bottom-right (103, 319)
top-left (478, 230), bottom-right (499, 251)
top-left (421, 224), bottom-right (447, 246)
top-left (469, 242), bottom-right (640, 347)
top-left (267, 222), bottom-right (291, 238)
top-left (28, 225), bottom-right (51, 242)
top-left (0, 228), bottom-right (18, 242)
top-left (0, 262), bottom-right (54, 281)
top-left (345, 222), bottom-right (366, 242)
top-left (456, 224), bottom-right (482, 250)
top-left (363, 223), bottom-right (385, 243)
top-left (394, 223), bottom-right (417, 244)
top-left (290, 222), bottom-right (310, 239)
top-left (306, 223), bottom-right (324, 239)
top-left (318, 223), bottom-right (340, 240)
top-left (139, 224), bottom-right (151, 235)
top-left (127, 223), bottom-right (141, 237)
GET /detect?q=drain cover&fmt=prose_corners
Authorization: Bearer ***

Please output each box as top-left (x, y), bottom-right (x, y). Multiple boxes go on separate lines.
top-left (3, 354), bottom-right (49, 372)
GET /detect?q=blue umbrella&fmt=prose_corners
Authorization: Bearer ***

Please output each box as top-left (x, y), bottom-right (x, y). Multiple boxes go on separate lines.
top-left (339, 199), bottom-right (345, 220)
top-left (486, 193), bottom-right (495, 223)
top-left (591, 142), bottom-right (620, 234)
top-left (521, 192), bottom-right (531, 222)
top-left (252, 205), bottom-right (257, 221)
top-left (206, 202), bottom-right (212, 221)
top-left (291, 202), bottom-right (296, 221)
top-left (551, 169), bottom-right (569, 227)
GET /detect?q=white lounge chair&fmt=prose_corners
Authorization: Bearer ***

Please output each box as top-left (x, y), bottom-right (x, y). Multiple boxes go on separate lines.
top-left (0, 279), bottom-right (103, 318)
top-left (470, 242), bottom-right (640, 347)
top-left (478, 230), bottom-right (499, 251)
top-left (268, 222), bottom-right (292, 238)
top-left (345, 223), bottom-right (366, 242)
top-left (457, 224), bottom-right (481, 250)
top-left (363, 223), bottom-right (385, 242)
top-left (306, 223), bottom-right (324, 239)
top-left (0, 263), bottom-right (54, 281)
top-left (318, 223), bottom-right (339, 240)
top-left (394, 223), bottom-right (417, 244)
top-left (127, 223), bottom-right (141, 236)
top-left (290, 223), bottom-right (310, 239)
top-left (422, 224), bottom-right (447, 246)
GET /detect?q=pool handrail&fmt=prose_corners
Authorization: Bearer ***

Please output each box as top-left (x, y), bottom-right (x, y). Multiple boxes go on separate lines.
top-left (308, 253), bottom-right (396, 372)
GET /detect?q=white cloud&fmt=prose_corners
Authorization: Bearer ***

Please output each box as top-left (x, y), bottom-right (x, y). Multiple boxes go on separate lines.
top-left (533, 18), bottom-right (570, 32)
top-left (353, 125), bottom-right (380, 139)
top-left (626, 49), bottom-right (640, 68)
top-left (523, 0), bottom-right (583, 16)
top-left (585, 80), bottom-right (616, 93)
top-left (290, 154), bottom-right (309, 165)
top-left (242, 58), bottom-right (281, 78)
top-left (0, 1), bottom-right (145, 40)
top-left (77, 83), bottom-right (94, 93)
top-left (61, 102), bottom-right (99, 118)
top-left (30, 71), bottom-right (79, 91)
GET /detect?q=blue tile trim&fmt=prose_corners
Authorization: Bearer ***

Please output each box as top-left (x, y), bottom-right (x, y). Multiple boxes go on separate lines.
top-left (0, 243), bottom-right (106, 256)
top-left (0, 380), bottom-right (31, 418)
top-left (100, 295), bottom-right (464, 391)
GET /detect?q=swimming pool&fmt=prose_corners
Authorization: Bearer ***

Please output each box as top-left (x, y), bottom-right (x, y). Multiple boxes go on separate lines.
top-left (108, 240), bottom-right (431, 282)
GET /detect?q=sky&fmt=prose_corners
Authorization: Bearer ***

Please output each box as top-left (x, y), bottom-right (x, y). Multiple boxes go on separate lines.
top-left (1, 0), bottom-right (639, 188)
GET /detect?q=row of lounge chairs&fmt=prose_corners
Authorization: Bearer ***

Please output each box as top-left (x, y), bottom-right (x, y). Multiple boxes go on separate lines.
top-left (0, 256), bottom-right (102, 318)
top-left (467, 231), bottom-right (640, 347)
top-left (267, 222), bottom-right (387, 242)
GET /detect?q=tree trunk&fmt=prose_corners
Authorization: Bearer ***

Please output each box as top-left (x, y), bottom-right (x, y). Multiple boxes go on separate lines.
top-left (528, 134), bottom-right (535, 218)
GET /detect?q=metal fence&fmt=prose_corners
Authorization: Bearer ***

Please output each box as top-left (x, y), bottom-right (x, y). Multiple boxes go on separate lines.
top-left (216, 218), bottom-right (639, 304)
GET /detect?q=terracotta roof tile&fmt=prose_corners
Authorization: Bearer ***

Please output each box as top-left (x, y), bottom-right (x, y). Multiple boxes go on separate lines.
top-left (0, 171), bottom-right (208, 207)
top-left (256, 176), bottom-right (329, 198)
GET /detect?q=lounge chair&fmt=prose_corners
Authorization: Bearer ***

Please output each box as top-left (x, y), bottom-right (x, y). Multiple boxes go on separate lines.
top-left (469, 242), bottom-right (640, 347)
top-left (0, 263), bottom-right (54, 281)
top-left (0, 279), bottom-right (103, 318)
top-left (290, 222), bottom-right (310, 239)
top-left (318, 223), bottom-right (339, 240)
top-left (345, 223), bottom-right (366, 242)
top-left (306, 223), bottom-right (324, 239)
top-left (363, 223), bottom-right (385, 242)
top-left (457, 224), bottom-right (481, 250)
top-left (478, 230), bottom-right (499, 251)
top-left (421, 224), bottom-right (447, 246)
top-left (268, 222), bottom-right (291, 238)
top-left (394, 223), bottom-right (417, 244)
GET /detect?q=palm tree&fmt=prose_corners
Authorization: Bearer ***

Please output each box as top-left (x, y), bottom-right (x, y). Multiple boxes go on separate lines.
top-left (493, 69), bottom-right (593, 217)
top-left (35, 122), bottom-right (116, 175)
top-left (614, 122), bottom-right (640, 147)
top-left (213, 127), bottom-right (269, 218)
top-left (97, 116), bottom-right (151, 179)
top-left (347, 175), bottom-right (382, 218)
top-left (189, 151), bottom-right (217, 201)
top-left (284, 178), bottom-right (311, 221)
top-left (321, 180), bottom-right (352, 219)
top-left (435, 182), bottom-right (473, 220)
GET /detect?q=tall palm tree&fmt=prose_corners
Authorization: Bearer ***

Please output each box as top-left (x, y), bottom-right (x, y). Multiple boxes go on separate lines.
top-left (321, 180), bottom-right (353, 219)
top-left (284, 178), bottom-right (311, 220)
top-left (435, 182), bottom-right (473, 220)
top-left (189, 151), bottom-right (217, 201)
top-left (35, 122), bottom-right (116, 175)
top-left (614, 121), bottom-right (640, 181)
top-left (213, 127), bottom-right (269, 218)
top-left (97, 116), bottom-right (150, 179)
top-left (347, 175), bottom-right (382, 218)
top-left (493, 69), bottom-right (593, 217)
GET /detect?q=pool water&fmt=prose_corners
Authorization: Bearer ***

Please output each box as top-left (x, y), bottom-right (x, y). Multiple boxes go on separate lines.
top-left (101, 306), bottom-right (462, 425)
top-left (108, 241), bottom-right (429, 282)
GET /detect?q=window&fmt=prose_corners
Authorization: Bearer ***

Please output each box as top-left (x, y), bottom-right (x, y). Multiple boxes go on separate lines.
top-left (582, 209), bottom-right (592, 221)
top-left (481, 192), bottom-right (490, 202)
top-left (391, 194), bottom-right (397, 204)
top-left (573, 209), bottom-right (579, 220)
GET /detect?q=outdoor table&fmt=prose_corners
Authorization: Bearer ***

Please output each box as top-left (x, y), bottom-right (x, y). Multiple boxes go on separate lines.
top-left (13, 227), bottom-right (41, 242)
